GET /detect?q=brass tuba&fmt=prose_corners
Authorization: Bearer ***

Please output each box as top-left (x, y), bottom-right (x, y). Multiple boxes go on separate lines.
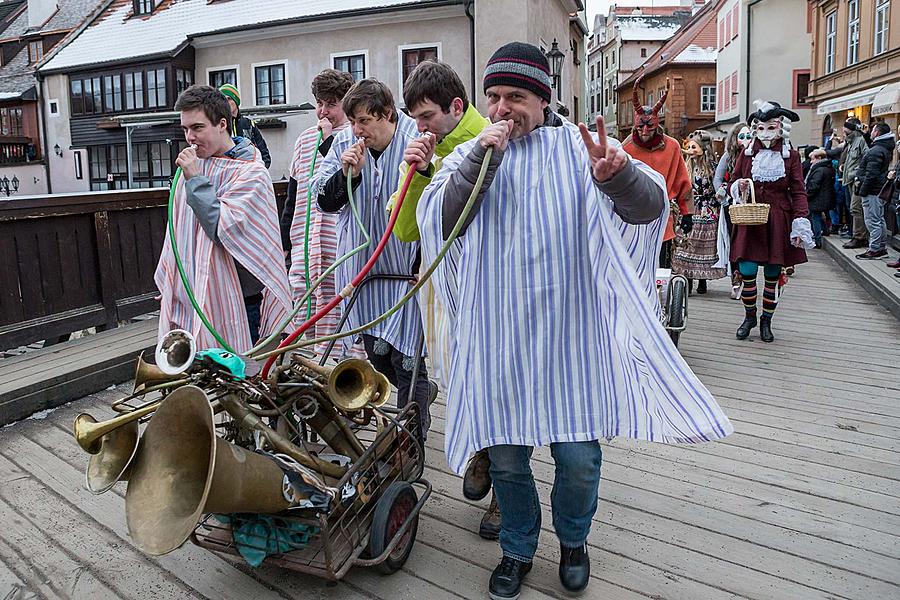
top-left (125, 385), bottom-right (292, 556)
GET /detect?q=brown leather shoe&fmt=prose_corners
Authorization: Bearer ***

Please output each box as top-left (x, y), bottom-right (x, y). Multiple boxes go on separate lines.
top-left (463, 448), bottom-right (492, 500)
top-left (479, 493), bottom-right (501, 540)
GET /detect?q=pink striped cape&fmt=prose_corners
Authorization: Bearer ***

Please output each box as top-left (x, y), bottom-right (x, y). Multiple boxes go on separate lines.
top-left (288, 123), bottom-right (363, 358)
top-left (154, 148), bottom-right (291, 354)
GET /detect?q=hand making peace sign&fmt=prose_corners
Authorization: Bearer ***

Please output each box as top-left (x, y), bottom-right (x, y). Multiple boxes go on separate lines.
top-left (578, 115), bottom-right (629, 183)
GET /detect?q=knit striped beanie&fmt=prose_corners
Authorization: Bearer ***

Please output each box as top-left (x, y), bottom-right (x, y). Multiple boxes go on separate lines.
top-left (483, 42), bottom-right (552, 103)
top-left (219, 83), bottom-right (240, 107)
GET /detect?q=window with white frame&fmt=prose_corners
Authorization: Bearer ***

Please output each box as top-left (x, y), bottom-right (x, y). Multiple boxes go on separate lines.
top-left (701, 86), bottom-right (716, 112)
top-left (874, 0), bottom-right (890, 56)
top-left (401, 46), bottom-right (438, 85)
top-left (847, 0), bottom-right (860, 66)
top-left (825, 11), bottom-right (836, 74)
top-left (334, 53), bottom-right (366, 82)
top-left (208, 68), bottom-right (236, 89)
top-left (254, 63), bottom-right (286, 105)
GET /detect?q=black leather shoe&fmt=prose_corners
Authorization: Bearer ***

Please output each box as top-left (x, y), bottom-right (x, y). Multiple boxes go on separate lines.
top-left (479, 493), bottom-right (501, 540)
top-left (489, 556), bottom-right (532, 600)
top-left (736, 315), bottom-right (757, 340)
top-left (697, 279), bottom-right (707, 294)
top-left (559, 543), bottom-right (590, 594)
top-left (463, 448), bottom-right (492, 500)
top-left (842, 239), bottom-right (867, 249)
top-left (759, 317), bottom-right (774, 342)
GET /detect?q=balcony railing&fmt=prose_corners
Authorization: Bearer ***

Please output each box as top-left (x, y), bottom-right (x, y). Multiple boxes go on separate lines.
top-left (0, 138), bottom-right (36, 164)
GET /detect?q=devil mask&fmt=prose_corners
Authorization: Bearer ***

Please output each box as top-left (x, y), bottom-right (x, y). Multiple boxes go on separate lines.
top-left (632, 76), bottom-right (669, 150)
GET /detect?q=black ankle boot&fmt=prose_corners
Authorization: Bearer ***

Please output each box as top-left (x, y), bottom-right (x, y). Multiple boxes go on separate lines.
top-left (489, 556), bottom-right (532, 600)
top-left (559, 543), bottom-right (590, 593)
top-left (759, 316), bottom-right (774, 342)
top-left (697, 279), bottom-right (707, 294)
top-left (736, 314), bottom-right (757, 340)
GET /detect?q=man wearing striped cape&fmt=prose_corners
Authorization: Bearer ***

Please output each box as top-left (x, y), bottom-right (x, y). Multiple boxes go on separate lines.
top-left (417, 42), bottom-right (733, 600)
top-left (282, 69), bottom-right (362, 358)
top-left (155, 85), bottom-right (291, 354)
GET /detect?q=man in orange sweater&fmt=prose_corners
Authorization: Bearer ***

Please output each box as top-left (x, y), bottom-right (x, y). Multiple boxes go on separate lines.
top-left (622, 77), bottom-right (694, 268)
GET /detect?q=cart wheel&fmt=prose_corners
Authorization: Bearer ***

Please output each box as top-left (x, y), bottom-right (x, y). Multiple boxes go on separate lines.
top-left (367, 481), bottom-right (419, 575)
top-left (667, 276), bottom-right (687, 347)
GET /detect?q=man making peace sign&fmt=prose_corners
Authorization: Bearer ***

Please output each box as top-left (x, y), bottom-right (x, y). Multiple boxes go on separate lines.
top-left (415, 42), bottom-right (733, 599)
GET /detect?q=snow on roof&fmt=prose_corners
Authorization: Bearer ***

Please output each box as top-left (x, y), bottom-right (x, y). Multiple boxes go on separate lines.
top-left (617, 16), bottom-right (683, 41)
top-left (673, 44), bottom-right (717, 63)
top-left (42, 0), bottom-right (435, 73)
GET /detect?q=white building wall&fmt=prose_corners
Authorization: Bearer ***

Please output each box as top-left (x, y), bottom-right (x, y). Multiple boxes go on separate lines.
top-left (195, 11), bottom-right (470, 181)
top-left (715, 0), bottom-right (742, 124)
top-left (43, 73), bottom-right (90, 194)
top-left (744, 0), bottom-right (813, 145)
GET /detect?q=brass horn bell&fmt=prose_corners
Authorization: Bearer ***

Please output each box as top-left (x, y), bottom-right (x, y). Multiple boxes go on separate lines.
top-left (74, 399), bottom-right (162, 494)
top-left (132, 351), bottom-right (184, 394)
top-left (154, 328), bottom-right (196, 375)
top-left (125, 385), bottom-right (291, 556)
top-left (293, 356), bottom-right (392, 413)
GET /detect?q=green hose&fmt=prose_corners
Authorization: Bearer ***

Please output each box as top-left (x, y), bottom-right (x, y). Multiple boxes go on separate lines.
top-left (254, 147), bottom-right (493, 361)
top-left (301, 130), bottom-right (324, 320)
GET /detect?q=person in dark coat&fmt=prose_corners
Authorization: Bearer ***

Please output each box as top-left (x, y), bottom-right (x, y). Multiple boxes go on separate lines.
top-left (729, 101), bottom-right (809, 344)
top-left (804, 149), bottom-right (836, 248)
top-left (801, 145), bottom-right (816, 179)
top-left (855, 122), bottom-right (895, 259)
top-left (219, 84), bottom-right (272, 169)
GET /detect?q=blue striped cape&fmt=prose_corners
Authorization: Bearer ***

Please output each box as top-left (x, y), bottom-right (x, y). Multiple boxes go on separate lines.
top-left (311, 112), bottom-right (424, 357)
top-left (417, 120), bottom-right (733, 475)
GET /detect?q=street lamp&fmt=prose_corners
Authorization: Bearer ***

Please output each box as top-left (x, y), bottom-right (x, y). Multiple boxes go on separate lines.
top-left (546, 39), bottom-right (565, 90)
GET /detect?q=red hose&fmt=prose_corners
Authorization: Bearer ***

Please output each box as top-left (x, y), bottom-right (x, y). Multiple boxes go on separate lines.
top-left (262, 165), bottom-right (417, 378)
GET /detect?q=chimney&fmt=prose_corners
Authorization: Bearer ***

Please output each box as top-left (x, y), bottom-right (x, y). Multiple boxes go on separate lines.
top-left (28, 0), bottom-right (59, 29)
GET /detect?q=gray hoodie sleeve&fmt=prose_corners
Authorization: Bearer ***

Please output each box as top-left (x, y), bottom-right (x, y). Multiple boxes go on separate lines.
top-left (441, 143), bottom-right (505, 239)
top-left (594, 159), bottom-right (666, 225)
top-left (184, 175), bottom-right (220, 243)
top-left (713, 153), bottom-right (729, 191)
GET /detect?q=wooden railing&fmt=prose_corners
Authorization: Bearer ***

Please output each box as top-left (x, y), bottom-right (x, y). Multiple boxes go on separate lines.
top-left (0, 180), bottom-right (287, 351)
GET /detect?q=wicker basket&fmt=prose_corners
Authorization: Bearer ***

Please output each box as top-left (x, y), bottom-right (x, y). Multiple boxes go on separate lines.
top-left (728, 179), bottom-right (769, 225)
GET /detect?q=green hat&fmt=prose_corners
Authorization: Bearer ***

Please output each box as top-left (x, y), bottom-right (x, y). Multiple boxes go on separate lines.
top-left (219, 83), bottom-right (240, 107)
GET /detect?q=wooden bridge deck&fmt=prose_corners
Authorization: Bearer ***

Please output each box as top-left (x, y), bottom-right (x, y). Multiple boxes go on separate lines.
top-left (0, 250), bottom-right (898, 600)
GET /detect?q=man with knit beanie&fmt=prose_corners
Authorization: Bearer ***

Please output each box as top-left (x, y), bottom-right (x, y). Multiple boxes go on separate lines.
top-left (416, 42), bottom-right (732, 600)
top-left (839, 118), bottom-right (870, 249)
top-left (219, 83), bottom-right (272, 169)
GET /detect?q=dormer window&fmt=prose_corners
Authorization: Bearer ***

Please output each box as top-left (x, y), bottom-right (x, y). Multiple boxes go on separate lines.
top-left (134, 0), bottom-right (156, 16)
top-left (28, 40), bottom-right (43, 64)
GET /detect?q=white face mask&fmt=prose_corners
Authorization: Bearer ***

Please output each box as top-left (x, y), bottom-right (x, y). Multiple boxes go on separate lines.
top-left (756, 120), bottom-right (781, 147)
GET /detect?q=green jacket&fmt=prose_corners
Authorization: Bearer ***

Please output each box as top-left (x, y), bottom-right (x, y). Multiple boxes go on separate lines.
top-left (388, 104), bottom-right (489, 242)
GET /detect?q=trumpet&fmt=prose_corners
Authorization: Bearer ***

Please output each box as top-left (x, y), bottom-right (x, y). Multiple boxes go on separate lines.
top-left (74, 402), bottom-right (161, 455)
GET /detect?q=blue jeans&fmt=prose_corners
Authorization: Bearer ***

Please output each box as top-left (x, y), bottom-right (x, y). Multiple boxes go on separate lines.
top-left (862, 194), bottom-right (887, 251)
top-left (487, 441), bottom-right (603, 562)
top-left (810, 212), bottom-right (825, 245)
top-left (830, 186), bottom-right (849, 231)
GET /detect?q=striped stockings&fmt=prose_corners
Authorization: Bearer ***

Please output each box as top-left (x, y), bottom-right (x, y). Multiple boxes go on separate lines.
top-left (741, 277), bottom-right (758, 317)
top-left (762, 273), bottom-right (779, 318)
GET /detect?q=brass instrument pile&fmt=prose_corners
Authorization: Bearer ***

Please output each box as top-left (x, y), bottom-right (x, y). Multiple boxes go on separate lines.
top-left (73, 329), bottom-right (395, 557)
